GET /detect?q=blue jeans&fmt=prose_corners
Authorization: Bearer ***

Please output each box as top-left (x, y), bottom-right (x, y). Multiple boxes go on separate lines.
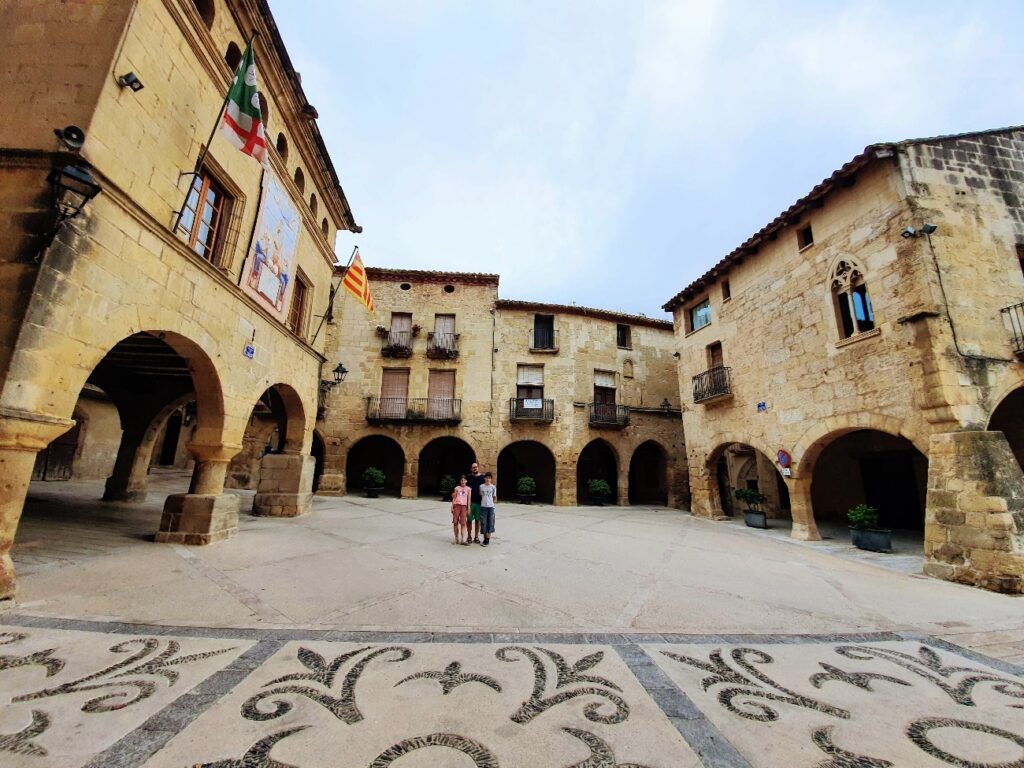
top-left (480, 507), bottom-right (496, 535)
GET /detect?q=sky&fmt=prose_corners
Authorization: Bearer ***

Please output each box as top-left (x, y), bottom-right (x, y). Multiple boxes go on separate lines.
top-left (272, 1), bottom-right (1024, 317)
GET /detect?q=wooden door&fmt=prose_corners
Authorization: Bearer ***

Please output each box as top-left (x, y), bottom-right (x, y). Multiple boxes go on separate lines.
top-left (380, 369), bottom-right (409, 419)
top-left (427, 370), bottom-right (455, 419)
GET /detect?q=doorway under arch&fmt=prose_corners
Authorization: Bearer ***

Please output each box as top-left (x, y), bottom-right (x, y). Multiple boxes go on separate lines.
top-left (227, 384), bottom-right (307, 490)
top-left (811, 429), bottom-right (927, 531)
top-left (577, 439), bottom-right (617, 505)
top-left (710, 442), bottom-right (791, 519)
top-left (628, 440), bottom-right (668, 505)
top-left (347, 435), bottom-right (405, 496)
top-left (418, 437), bottom-right (475, 497)
top-left (498, 441), bottom-right (556, 503)
top-left (989, 386), bottom-right (1024, 473)
top-left (311, 431), bottom-right (325, 493)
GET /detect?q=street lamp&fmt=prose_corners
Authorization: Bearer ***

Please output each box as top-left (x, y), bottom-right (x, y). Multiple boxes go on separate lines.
top-left (332, 362), bottom-right (349, 383)
top-left (47, 165), bottom-right (102, 224)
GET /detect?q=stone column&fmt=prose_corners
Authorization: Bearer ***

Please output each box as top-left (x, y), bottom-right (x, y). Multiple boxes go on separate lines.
top-left (924, 431), bottom-right (1024, 594)
top-left (788, 476), bottom-right (821, 541)
top-left (554, 461), bottom-right (576, 505)
top-left (616, 467), bottom-right (629, 506)
top-left (252, 453), bottom-right (315, 517)
top-left (756, 452), bottom-right (782, 519)
top-left (401, 457), bottom-right (417, 498)
top-left (102, 426), bottom-right (151, 502)
top-left (0, 409), bottom-right (76, 599)
top-left (156, 442), bottom-right (240, 545)
top-left (687, 464), bottom-right (723, 519)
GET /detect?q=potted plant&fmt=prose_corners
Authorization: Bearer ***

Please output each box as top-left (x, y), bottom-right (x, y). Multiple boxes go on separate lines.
top-left (735, 488), bottom-right (769, 528)
top-left (438, 474), bottom-right (457, 502)
top-left (362, 466), bottom-right (386, 498)
top-left (587, 478), bottom-right (612, 506)
top-left (516, 475), bottom-right (537, 504)
top-left (848, 503), bottom-right (891, 552)
top-left (411, 323), bottom-right (422, 338)
top-left (375, 324), bottom-right (389, 338)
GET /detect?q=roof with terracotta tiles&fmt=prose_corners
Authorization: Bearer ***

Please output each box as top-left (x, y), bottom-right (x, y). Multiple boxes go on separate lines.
top-left (363, 267), bottom-right (500, 286)
top-left (661, 125), bottom-right (1024, 311)
top-left (496, 299), bottom-right (673, 329)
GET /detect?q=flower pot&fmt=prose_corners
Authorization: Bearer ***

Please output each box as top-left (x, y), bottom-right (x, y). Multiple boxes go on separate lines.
top-left (744, 510), bottom-right (768, 529)
top-left (365, 487), bottom-right (382, 499)
top-left (518, 494), bottom-right (534, 505)
top-left (850, 527), bottom-right (892, 553)
top-left (590, 495), bottom-right (607, 506)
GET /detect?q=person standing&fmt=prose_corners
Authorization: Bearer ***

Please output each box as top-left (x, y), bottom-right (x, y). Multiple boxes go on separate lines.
top-left (451, 475), bottom-right (470, 545)
top-left (466, 461), bottom-right (485, 544)
top-left (479, 472), bottom-right (497, 546)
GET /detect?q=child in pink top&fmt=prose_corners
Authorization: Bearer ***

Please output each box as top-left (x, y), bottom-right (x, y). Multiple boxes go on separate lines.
top-left (451, 475), bottom-right (471, 545)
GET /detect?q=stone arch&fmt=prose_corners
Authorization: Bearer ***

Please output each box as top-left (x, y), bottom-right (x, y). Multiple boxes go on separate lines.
top-left (498, 440), bottom-right (556, 503)
top-left (347, 434), bottom-right (405, 496)
top-left (705, 440), bottom-right (791, 521)
top-left (191, 0), bottom-right (214, 28)
top-left (792, 413), bottom-right (926, 478)
top-left (576, 438), bottom-right (618, 505)
top-left (262, 383), bottom-right (306, 454)
top-left (418, 436), bottom-right (475, 497)
top-left (628, 440), bottom-right (667, 505)
top-left (988, 384), bottom-right (1024, 472)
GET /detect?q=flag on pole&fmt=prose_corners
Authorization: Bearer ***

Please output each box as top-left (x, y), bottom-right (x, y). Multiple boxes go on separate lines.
top-left (342, 249), bottom-right (374, 313)
top-left (220, 41), bottom-right (268, 167)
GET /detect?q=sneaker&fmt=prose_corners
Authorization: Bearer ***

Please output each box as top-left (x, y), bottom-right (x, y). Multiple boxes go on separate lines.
top-left (483, 538), bottom-right (490, 546)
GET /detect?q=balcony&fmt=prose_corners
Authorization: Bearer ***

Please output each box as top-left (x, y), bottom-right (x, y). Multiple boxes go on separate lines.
top-left (380, 330), bottom-right (412, 358)
top-left (1001, 300), bottom-right (1024, 359)
top-left (692, 365), bottom-right (732, 404)
top-left (366, 397), bottom-right (462, 424)
top-left (509, 397), bottom-right (554, 423)
top-left (529, 328), bottom-right (559, 352)
top-left (426, 332), bottom-right (460, 360)
top-left (588, 403), bottom-right (629, 428)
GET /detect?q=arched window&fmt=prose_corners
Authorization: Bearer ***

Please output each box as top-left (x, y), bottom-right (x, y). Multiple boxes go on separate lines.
top-left (309, 193), bottom-right (318, 216)
top-left (257, 92), bottom-right (269, 127)
top-left (321, 218), bottom-right (330, 238)
top-left (192, 0), bottom-right (214, 28)
top-left (224, 42), bottom-right (241, 72)
top-left (830, 259), bottom-right (875, 339)
top-left (275, 133), bottom-right (288, 161)
top-left (293, 167), bottom-right (305, 193)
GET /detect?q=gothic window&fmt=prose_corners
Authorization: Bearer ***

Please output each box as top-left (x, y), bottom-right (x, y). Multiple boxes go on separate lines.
top-left (830, 259), bottom-right (875, 339)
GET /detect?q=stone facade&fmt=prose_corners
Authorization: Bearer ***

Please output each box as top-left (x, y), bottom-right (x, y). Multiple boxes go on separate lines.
top-left (664, 127), bottom-right (1024, 593)
top-left (0, 0), bottom-right (360, 597)
top-left (318, 269), bottom-right (687, 507)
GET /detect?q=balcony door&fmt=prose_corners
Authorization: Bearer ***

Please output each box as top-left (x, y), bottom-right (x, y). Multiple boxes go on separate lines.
top-left (594, 370), bottom-right (616, 420)
top-left (434, 314), bottom-right (456, 352)
top-left (380, 368), bottom-right (409, 419)
top-left (427, 369), bottom-right (455, 420)
top-left (516, 364), bottom-right (545, 418)
top-left (533, 314), bottom-right (554, 349)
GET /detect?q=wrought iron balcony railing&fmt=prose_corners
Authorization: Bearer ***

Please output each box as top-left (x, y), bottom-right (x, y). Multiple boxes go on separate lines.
top-left (381, 330), bottom-right (412, 358)
top-left (530, 328), bottom-right (559, 351)
top-left (588, 403), bottom-right (629, 427)
top-left (426, 332), bottom-right (460, 359)
top-left (509, 397), bottom-right (554, 422)
top-left (692, 365), bottom-right (732, 404)
top-left (366, 397), bottom-right (461, 423)
top-left (1001, 300), bottom-right (1024, 358)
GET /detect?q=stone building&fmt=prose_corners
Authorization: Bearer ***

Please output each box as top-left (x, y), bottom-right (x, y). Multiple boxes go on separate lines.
top-left (317, 268), bottom-right (688, 507)
top-left (0, 0), bottom-right (360, 598)
top-left (664, 127), bottom-right (1024, 593)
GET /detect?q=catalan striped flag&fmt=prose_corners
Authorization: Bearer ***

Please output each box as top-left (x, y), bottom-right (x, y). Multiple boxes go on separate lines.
top-left (342, 249), bottom-right (374, 313)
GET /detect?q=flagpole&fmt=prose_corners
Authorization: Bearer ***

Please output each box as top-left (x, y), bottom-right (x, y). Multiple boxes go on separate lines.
top-left (171, 31), bottom-right (259, 235)
top-left (311, 245), bottom-right (359, 345)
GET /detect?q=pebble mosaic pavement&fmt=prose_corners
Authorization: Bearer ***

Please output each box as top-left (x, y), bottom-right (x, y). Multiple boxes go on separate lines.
top-left (0, 616), bottom-right (1021, 767)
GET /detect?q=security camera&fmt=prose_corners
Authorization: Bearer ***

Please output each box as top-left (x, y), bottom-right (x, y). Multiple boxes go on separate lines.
top-left (900, 226), bottom-right (917, 239)
top-left (921, 223), bottom-right (937, 235)
top-left (53, 125), bottom-right (86, 150)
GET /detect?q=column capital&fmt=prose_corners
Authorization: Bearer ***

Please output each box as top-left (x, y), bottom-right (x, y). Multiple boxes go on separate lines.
top-left (185, 442), bottom-right (242, 463)
top-left (0, 407), bottom-right (75, 452)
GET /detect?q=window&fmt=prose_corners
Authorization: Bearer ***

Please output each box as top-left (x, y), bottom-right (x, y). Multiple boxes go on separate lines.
top-left (616, 324), bottom-right (632, 348)
top-left (191, 0), bottom-right (214, 27)
top-left (594, 370), bottom-right (616, 417)
top-left (321, 218), bottom-right (329, 238)
top-left (798, 224), bottom-right (814, 250)
top-left (707, 342), bottom-right (723, 369)
top-left (294, 167), bottom-right (305, 193)
top-left (390, 312), bottom-right (412, 346)
top-left (517, 364), bottom-right (544, 399)
top-left (830, 259), bottom-right (875, 339)
top-left (379, 369), bottom-right (409, 419)
top-left (427, 370), bottom-right (456, 419)
top-left (257, 93), bottom-right (269, 127)
top-left (533, 314), bottom-right (555, 349)
top-left (286, 273), bottom-right (310, 336)
top-left (1017, 244), bottom-right (1024, 278)
top-left (225, 43), bottom-right (242, 72)
top-left (688, 299), bottom-right (711, 332)
top-left (309, 193), bottom-right (318, 216)
top-left (722, 279), bottom-right (731, 301)
top-left (276, 133), bottom-right (288, 161)
top-left (176, 170), bottom-right (229, 263)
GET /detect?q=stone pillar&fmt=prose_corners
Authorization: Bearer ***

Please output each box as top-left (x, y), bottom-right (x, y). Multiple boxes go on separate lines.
top-left (756, 452), bottom-right (782, 519)
top-left (252, 453), bottom-right (315, 517)
top-left (401, 457), bottom-right (417, 498)
top-left (0, 410), bottom-right (75, 599)
top-left (616, 467), bottom-right (629, 506)
top-left (687, 464), bottom-right (725, 519)
top-left (788, 476), bottom-right (821, 541)
top-left (554, 461), bottom-right (576, 506)
top-left (102, 427), bottom-right (151, 502)
top-left (155, 442), bottom-right (240, 545)
top-left (924, 431), bottom-right (1024, 594)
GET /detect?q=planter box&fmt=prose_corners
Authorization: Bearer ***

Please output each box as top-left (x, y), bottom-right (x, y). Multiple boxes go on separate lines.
top-left (850, 527), bottom-right (892, 553)
top-left (365, 488), bottom-right (382, 499)
top-left (518, 495), bottom-right (534, 505)
top-left (744, 511), bottom-right (768, 529)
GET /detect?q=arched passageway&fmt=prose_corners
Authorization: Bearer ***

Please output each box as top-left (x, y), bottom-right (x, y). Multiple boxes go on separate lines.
top-left (989, 386), bottom-right (1024, 473)
top-left (811, 430), bottom-right (927, 531)
top-left (710, 442), bottom-right (791, 520)
top-left (418, 437), bottom-right (474, 497)
top-left (577, 439), bottom-right (617, 505)
top-left (498, 441), bottom-right (556, 503)
top-left (347, 435), bottom-right (405, 496)
top-left (628, 440), bottom-right (668, 505)
top-left (311, 431), bottom-right (325, 493)
top-left (226, 385), bottom-right (304, 490)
